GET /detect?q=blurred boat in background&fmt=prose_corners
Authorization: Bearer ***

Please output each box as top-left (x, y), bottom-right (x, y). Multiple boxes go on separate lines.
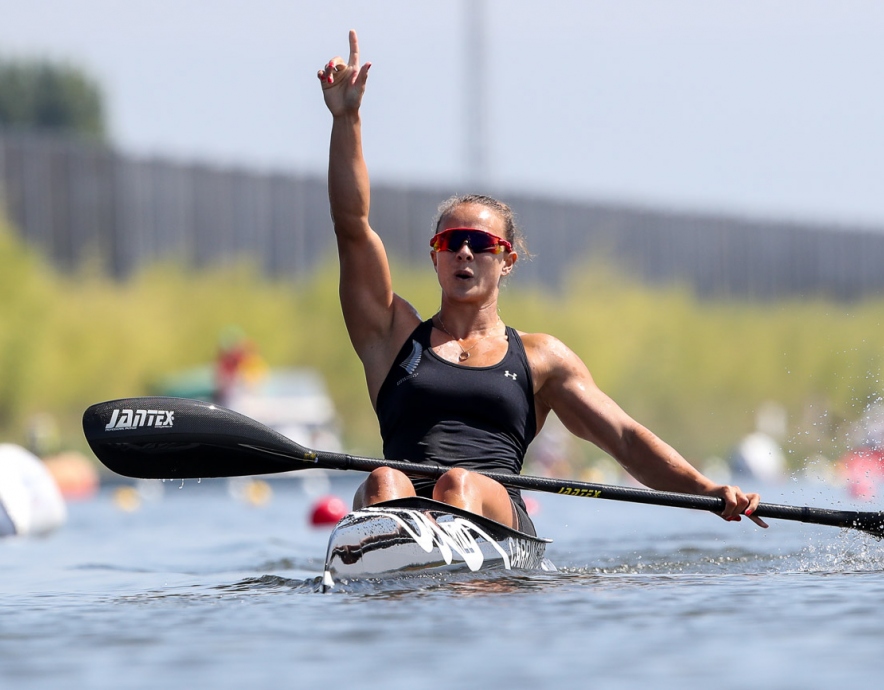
top-left (152, 363), bottom-right (344, 487)
top-left (836, 402), bottom-right (884, 500)
top-left (0, 444), bottom-right (67, 538)
top-left (154, 364), bottom-right (343, 451)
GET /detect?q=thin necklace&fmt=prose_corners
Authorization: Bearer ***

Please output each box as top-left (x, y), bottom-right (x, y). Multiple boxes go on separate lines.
top-left (435, 312), bottom-right (503, 362)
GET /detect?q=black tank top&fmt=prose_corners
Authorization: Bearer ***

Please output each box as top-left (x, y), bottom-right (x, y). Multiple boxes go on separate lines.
top-left (376, 319), bottom-right (537, 512)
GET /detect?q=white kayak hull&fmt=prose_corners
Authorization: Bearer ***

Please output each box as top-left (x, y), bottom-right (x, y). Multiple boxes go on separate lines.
top-left (321, 497), bottom-right (552, 590)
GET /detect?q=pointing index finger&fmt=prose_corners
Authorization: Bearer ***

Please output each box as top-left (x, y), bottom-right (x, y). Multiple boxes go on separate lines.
top-left (348, 29), bottom-right (360, 69)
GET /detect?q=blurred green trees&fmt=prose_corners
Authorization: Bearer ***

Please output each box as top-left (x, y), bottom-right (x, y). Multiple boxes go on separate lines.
top-left (0, 58), bottom-right (106, 138)
top-left (1, 214), bottom-right (881, 468)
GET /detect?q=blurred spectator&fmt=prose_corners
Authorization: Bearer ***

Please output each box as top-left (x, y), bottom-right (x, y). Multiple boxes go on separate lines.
top-left (214, 326), bottom-right (267, 405)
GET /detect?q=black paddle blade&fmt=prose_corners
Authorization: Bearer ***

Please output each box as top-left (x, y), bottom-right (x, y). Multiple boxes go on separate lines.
top-left (82, 396), bottom-right (318, 479)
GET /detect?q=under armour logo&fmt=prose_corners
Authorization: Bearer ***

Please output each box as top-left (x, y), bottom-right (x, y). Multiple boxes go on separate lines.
top-left (504, 371), bottom-right (517, 380)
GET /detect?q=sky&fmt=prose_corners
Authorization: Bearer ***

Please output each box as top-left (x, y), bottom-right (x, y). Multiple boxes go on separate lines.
top-left (2, 0), bottom-right (883, 229)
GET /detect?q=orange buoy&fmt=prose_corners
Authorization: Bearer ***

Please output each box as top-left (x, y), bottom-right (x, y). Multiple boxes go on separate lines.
top-left (310, 495), bottom-right (348, 526)
top-left (524, 496), bottom-right (540, 516)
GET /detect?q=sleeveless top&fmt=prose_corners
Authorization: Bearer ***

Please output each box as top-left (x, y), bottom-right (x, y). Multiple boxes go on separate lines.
top-left (375, 319), bottom-right (537, 515)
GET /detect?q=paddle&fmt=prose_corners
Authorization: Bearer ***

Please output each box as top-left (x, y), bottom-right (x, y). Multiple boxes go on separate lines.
top-left (83, 396), bottom-right (884, 538)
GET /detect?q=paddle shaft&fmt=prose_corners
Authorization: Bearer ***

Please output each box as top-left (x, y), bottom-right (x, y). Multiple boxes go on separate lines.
top-left (309, 448), bottom-right (882, 535)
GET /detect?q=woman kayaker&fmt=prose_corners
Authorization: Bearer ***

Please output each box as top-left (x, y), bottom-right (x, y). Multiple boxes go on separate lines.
top-left (317, 30), bottom-right (768, 535)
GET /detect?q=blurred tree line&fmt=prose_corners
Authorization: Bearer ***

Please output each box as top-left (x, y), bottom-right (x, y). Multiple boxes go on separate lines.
top-left (0, 57), bottom-right (106, 139)
top-left (1, 212), bottom-right (882, 472)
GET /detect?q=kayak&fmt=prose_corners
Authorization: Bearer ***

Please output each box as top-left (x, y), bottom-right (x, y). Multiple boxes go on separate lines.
top-left (321, 496), bottom-right (554, 591)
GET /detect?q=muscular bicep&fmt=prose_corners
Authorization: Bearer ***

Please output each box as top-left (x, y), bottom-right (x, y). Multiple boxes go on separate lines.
top-left (532, 336), bottom-right (635, 458)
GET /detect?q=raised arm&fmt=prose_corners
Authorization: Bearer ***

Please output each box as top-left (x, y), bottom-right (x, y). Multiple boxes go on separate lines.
top-left (318, 31), bottom-right (420, 401)
top-left (527, 334), bottom-right (768, 527)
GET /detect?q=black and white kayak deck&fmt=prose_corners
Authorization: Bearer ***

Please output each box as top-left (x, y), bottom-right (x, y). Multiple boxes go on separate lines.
top-left (321, 497), bottom-right (554, 590)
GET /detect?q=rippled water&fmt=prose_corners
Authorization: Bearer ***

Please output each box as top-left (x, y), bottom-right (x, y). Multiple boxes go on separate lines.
top-left (3, 475), bottom-right (884, 689)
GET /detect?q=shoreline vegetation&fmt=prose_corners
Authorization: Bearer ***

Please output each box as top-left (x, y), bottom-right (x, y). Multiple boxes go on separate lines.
top-left (1, 218), bottom-right (881, 478)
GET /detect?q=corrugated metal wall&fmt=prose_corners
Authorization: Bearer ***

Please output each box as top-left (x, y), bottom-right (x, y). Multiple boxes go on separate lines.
top-left (2, 129), bottom-right (883, 300)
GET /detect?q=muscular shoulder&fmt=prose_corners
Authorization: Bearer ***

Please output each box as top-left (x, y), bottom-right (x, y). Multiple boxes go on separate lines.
top-left (516, 331), bottom-right (590, 390)
top-left (518, 331), bottom-right (569, 359)
top-left (517, 331), bottom-right (613, 441)
top-left (390, 295), bottom-right (423, 345)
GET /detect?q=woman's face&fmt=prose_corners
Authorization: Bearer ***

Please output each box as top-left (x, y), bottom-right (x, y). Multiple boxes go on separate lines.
top-left (431, 203), bottom-right (517, 303)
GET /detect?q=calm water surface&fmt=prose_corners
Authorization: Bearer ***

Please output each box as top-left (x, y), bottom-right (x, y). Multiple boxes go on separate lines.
top-left (3, 474), bottom-right (884, 689)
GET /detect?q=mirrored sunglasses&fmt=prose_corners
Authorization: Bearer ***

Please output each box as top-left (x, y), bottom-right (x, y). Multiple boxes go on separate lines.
top-left (430, 228), bottom-right (513, 254)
